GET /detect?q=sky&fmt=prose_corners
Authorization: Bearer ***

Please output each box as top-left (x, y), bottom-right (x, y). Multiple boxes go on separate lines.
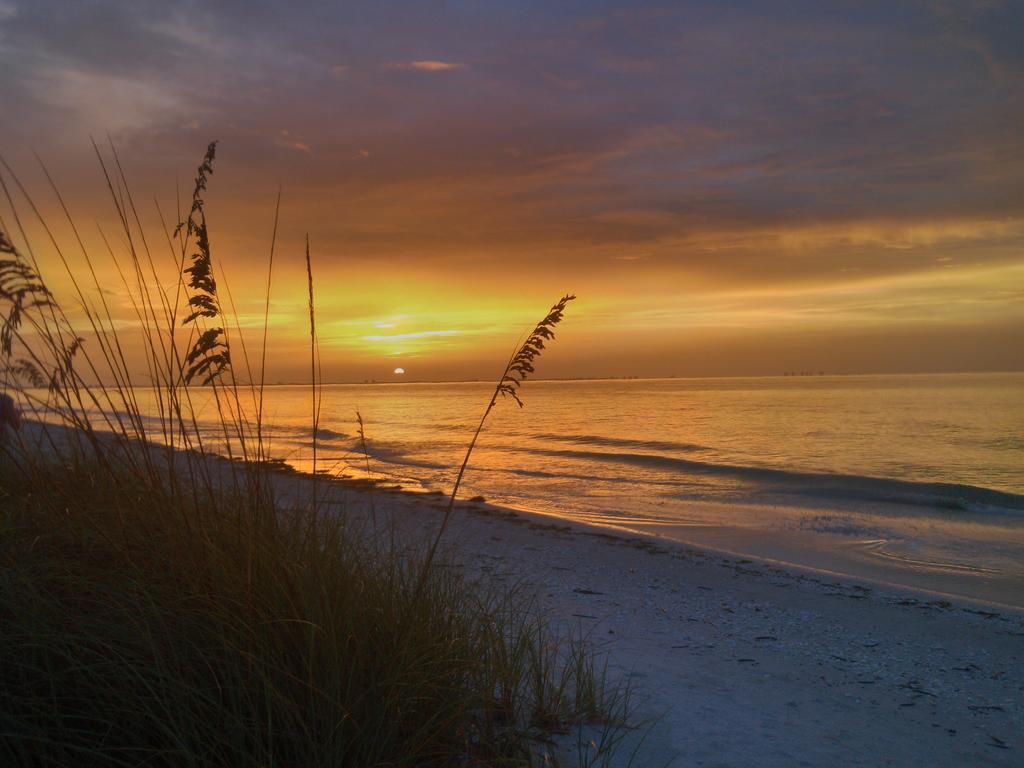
top-left (0, 0), bottom-right (1022, 382)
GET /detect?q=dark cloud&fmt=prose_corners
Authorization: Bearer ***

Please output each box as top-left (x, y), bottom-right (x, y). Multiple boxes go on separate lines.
top-left (5, 0), bottom-right (1019, 230)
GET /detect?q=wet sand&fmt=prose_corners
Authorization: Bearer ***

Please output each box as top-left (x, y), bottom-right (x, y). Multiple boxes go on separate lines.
top-left (624, 517), bottom-right (1024, 611)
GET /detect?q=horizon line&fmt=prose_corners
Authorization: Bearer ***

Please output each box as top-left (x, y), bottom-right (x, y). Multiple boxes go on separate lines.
top-left (254, 368), bottom-right (1024, 387)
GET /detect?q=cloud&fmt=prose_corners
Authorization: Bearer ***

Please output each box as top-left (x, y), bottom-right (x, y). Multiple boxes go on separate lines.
top-left (926, 0), bottom-right (1024, 79)
top-left (34, 66), bottom-right (181, 133)
top-left (361, 329), bottom-right (462, 342)
top-left (385, 60), bottom-right (464, 72)
top-left (275, 129), bottom-right (311, 153)
top-left (2, 0), bottom-right (1023, 375)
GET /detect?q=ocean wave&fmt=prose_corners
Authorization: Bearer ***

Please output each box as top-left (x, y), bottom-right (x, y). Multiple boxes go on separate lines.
top-left (359, 442), bottom-right (452, 471)
top-left (532, 432), bottom-right (709, 454)
top-left (526, 447), bottom-right (1024, 515)
top-left (291, 426), bottom-right (350, 441)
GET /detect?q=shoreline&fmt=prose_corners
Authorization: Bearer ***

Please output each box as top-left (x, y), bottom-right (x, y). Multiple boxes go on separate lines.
top-left (405, 485), bottom-right (1024, 612)
top-left (13, 417), bottom-right (1024, 610)
top-left (476, 499), bottom-right (1024, 615)
top-left (13, 417), bottom-right (1024, 611)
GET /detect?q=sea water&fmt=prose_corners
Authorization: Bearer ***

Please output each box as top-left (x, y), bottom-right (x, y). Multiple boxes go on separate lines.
top-left (73, 372), bottom-right (1024, 605)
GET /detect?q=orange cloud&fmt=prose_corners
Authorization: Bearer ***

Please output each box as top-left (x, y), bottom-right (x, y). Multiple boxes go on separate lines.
top-left (386, 60), bottom-right (464, 72)
top-left (275, 129), bottom-right (311, 153)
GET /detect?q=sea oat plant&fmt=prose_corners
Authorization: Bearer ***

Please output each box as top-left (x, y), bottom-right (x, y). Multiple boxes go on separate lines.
top-left (0, 142), bottom-right (632, 766)
top-left (418, 294), bottom-right (575, 580)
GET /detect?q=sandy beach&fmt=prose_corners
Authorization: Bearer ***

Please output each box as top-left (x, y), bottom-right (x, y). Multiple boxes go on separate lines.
top-left (300, 477), bottom-right (1024, 767)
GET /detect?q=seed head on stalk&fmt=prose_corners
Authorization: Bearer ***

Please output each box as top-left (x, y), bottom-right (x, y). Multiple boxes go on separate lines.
top-left (415, 294), bottom-right (576, 593)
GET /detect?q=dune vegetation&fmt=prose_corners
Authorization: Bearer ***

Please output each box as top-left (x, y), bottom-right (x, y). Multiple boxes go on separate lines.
top-left (0, 143), bottom-right (629, 766)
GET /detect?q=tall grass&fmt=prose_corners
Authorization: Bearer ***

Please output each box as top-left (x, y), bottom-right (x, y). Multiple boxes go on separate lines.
top-left (0, 143), bottom-right (629, 766)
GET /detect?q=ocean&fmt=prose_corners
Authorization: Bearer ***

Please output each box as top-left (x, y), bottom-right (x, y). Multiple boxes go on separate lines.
top-left (73, 372), bottom-right (1024, 605)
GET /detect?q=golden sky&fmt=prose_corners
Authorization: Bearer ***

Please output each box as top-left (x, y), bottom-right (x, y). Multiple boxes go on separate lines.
top-left (1, 1), bottom-right (1022, 381)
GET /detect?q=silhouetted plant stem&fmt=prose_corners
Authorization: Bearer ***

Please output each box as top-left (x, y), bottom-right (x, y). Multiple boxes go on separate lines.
top-left (416, 294), bottom-right (574, 591)
top-left (256, 187), bottom-right (281, 470)
top-left (356, 410), bottom-right (376, 523)
top-left (305, 235), bottom-right (321, 515)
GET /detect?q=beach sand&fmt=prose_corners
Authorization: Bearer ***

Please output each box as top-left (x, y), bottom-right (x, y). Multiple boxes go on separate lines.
top-left (298, 477), bottom-right (1024, 767)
